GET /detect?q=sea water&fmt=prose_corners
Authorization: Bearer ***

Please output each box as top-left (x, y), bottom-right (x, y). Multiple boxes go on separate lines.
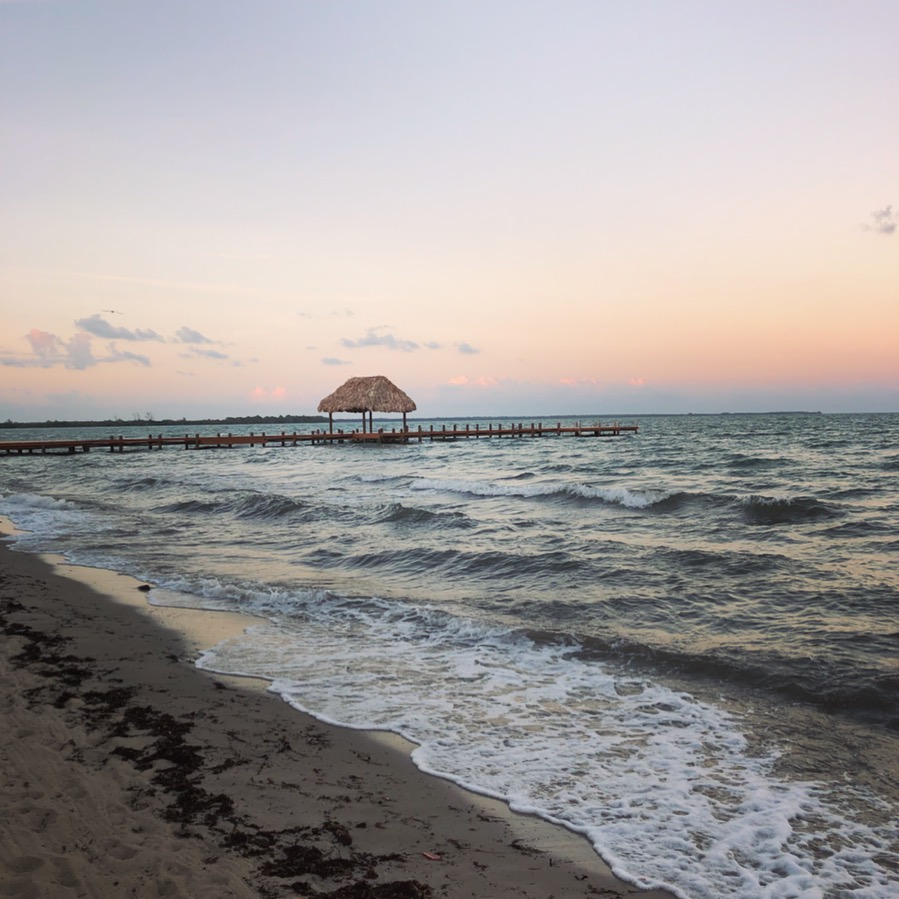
top-left (1, 412), bottom-right (897, 898)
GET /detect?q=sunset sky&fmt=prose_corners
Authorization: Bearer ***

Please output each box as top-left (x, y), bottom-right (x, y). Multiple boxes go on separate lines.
top-left (2, 0), bottom-right (897, 420)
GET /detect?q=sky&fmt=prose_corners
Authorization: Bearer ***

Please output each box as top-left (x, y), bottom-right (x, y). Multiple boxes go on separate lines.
top-left (1, 0), bottom-right (897, 420)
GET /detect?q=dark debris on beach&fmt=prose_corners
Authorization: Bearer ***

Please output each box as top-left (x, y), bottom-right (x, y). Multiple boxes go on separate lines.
top-left (0, 593), bottom-right (433, 899)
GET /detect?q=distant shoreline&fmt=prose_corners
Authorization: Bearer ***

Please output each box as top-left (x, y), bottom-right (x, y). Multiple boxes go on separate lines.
top-left (0, 415), bottom-right (329, 429)
top-left (0, 410), bottom-right (843, 429)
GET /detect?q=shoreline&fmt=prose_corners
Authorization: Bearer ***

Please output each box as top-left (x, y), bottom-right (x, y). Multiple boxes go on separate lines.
top-left (0, 537), bottom-right (675, 898)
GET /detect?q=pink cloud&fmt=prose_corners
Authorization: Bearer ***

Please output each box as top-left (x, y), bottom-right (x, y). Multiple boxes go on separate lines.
top-left (250, 386), bottom-right (288, 402)
top-left (24, 329), bottom-right (98, 369)
top-left (25, 329), bottom-right (63, 363)
top-left (448, 375), bottom-right (497, 388)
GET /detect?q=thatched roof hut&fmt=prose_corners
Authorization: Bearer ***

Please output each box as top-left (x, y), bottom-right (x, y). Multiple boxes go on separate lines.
top-left (318, 375), bottom-right (417, 432)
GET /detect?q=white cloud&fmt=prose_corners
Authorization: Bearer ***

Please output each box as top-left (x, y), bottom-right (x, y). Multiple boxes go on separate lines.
top-left (106, 344), bottom-right (150, 367)
top-left (76, 314), bottom-right (163, 342)
top-left (67, 333), bottom-right (96, 369)
top-left (175, 326), bottom-right (213, 344)
top-left (863, 205), bottom-right (896, 236)
top-left (341, 329), bottom-right (419, 352)
top-left (184, 347), bottom-right (230, 361)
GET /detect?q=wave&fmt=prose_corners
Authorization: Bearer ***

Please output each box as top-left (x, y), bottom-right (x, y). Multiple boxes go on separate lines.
top-left (231, 492), bottom-right (310, 521)
top-left (341, 545), bottom-right (588, 583)
top-left (819, 519), bottom-right (893, 538)
top-left (358, 474), bottom-right (414, 485)
top-left (410, 476), bottom-right (666, 509)
top-left (407, 479), bottom-right (848, 532)
top-left (645, 491), bottom-right (844, 528)
top-left (0, 491), bottom-right (105, 554)
top-left (650, 546), bottom-right (790, 578)
top-left (377, 503), bottom-right (472, 529)
top-left (740, 495), bottom-right (840, 525)
top-left (408, 479), bottom-right (843, 528)
top-left (158, 498), bottom-right (224, 515)
top-left (644, 490), bottom-right (708, 513)
top-left (573, 633), bottom-right (899, 727)
top-left (114, 476), bottom-right (164, 492)
top-left (725, 453), bottom-right (788, 472)
top-left (0, 491), bottom-right (74, 511)
top-left (151, 564), bottom-right (899, 732)
top-left (157, 491), bottom-right (311, 522)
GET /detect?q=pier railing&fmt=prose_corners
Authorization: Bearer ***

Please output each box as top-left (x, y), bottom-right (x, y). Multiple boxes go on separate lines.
top-left (0, 421), bottom-right (637, 455)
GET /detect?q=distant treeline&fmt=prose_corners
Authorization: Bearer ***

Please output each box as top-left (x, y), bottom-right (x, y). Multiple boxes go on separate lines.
top-left (2, 414), bottom-right (328, 429)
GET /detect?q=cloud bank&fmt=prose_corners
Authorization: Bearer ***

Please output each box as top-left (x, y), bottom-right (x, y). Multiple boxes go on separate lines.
top-left (3, 315), bottom-right (224, 370)
top-left (339, 328), bottom-right (480, 355)
top-left (75, 314), bottom-right (164, 342)
top-left (341, 329), bottom-right (419, 352)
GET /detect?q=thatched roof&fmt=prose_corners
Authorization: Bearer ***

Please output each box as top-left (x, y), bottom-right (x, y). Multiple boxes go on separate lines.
top-left (317, 376), bottom-right (417, 414)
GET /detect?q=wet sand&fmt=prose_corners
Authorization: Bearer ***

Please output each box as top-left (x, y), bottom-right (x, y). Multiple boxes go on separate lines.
top-left (0, 538), bottom-right (674, 898)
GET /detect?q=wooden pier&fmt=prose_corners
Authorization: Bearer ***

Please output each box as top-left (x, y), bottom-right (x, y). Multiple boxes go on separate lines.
top-left (0, 421), bottom-right (637, 455)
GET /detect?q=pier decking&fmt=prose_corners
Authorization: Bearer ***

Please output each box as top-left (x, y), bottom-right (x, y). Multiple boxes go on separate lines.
top-left (0, 421), bottom-right (637, 455)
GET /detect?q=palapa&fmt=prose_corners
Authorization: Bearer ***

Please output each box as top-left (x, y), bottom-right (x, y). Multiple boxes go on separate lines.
top-left (317, 375), bottom-right (417, 433)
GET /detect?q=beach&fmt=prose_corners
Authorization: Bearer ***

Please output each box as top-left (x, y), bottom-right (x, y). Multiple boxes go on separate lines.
top-left (0, 539), bottom-right (674, 898)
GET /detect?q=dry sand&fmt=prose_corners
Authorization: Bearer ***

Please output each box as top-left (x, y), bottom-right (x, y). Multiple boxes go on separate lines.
top-left (0, 538), bottom-right (675, 898)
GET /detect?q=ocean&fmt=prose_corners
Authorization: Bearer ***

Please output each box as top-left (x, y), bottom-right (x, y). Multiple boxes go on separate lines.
top-left (1, 412), bottom-right (897, 898)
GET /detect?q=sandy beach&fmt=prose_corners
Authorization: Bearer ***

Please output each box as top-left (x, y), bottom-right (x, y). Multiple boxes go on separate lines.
top-left (0, 538), bottom-right (674, 899)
